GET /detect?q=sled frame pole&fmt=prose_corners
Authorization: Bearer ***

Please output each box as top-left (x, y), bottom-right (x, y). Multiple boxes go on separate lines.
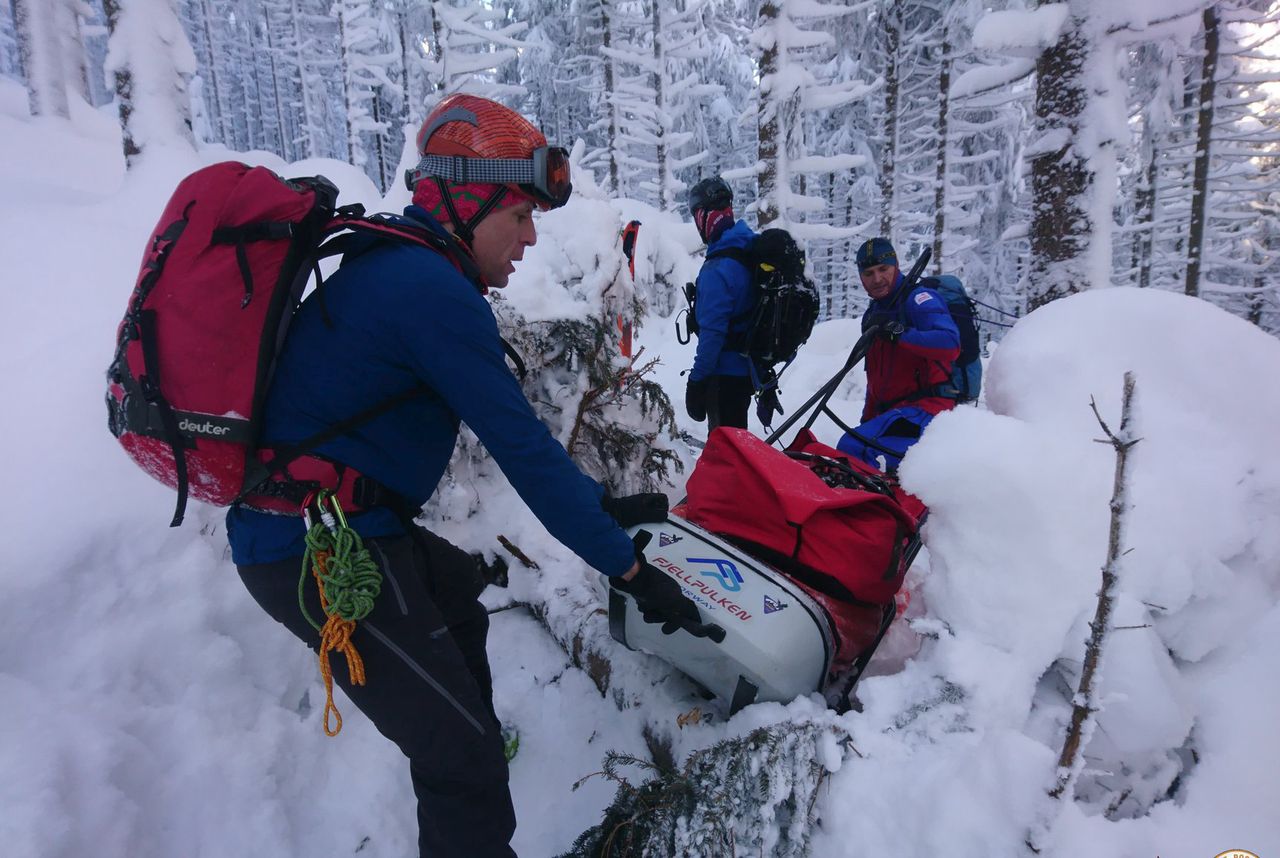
top-left (764, 247), bottom-right (932, 448)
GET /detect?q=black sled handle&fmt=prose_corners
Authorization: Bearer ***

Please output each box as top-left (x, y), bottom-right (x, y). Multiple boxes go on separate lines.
top-left (631, 529), bottom-right (727, 644)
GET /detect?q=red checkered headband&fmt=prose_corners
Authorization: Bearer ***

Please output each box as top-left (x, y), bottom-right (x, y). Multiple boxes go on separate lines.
top-left (412, 179), bottom-right (532, 226)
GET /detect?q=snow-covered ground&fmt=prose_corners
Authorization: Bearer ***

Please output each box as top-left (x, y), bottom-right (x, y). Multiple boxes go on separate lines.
top-left (2, 89), bottom-right (1277, 858)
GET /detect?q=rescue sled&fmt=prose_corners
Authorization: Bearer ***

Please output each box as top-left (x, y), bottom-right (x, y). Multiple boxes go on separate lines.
top-left (609, 323), bottom-right (927, 714)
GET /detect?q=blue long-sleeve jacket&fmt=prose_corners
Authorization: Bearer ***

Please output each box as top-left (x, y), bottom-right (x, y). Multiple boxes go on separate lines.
top-left (689, 220), bottom-right (757, 381)
top-left (860, 274), bottom-right (961, 421)
top-left (226, 207), bottom-right (636, 577)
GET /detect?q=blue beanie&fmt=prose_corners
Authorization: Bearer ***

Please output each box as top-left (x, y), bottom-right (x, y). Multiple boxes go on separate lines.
top-left (856, 237), bottom-right (898, 271)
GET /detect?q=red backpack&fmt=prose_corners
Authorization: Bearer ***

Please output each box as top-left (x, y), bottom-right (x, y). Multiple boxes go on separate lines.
top-left (106, 161), bottom-right (472, 526)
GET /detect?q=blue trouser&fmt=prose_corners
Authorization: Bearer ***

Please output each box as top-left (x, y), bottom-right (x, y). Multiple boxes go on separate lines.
top-left (836, 406), bottom-right (936, 473)
top-left (238, 526), bottom-right (515, 858)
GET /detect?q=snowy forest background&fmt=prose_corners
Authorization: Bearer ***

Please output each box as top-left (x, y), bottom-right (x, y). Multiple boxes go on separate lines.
top-left (5, 1), bottom-right (1280, 857)
top-left (8, 0), bottom-right (1280, 334)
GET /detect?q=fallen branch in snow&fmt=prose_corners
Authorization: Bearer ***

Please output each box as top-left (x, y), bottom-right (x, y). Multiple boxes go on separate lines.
top-left (496, 535), bottom-right (540, 570)
top-left (1029, 372), bottom-right (1140, 851)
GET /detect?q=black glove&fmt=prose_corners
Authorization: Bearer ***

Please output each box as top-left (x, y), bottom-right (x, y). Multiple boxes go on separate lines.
top-left (686, 377), bottom-right (709, 422)
top-left (756, 387), bottom-right (783, 427)
top-left (879, 321), bottom-right (906, 343)
top-left (611, 561), bottom-right (723, 640)
top-left (602, 492), bottom-right (670, 528)
top-left (470, 552), bottom-right (509, 588)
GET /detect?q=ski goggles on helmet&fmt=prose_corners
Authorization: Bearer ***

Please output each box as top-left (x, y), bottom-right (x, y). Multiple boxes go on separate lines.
top-left (404, 146), bottom-right (573, 210)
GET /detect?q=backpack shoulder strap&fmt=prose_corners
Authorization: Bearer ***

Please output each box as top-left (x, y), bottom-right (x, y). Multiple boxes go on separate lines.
top-left (705, 246), bottom-right (754, 268)
top-left (323, 213), bottom-right (488, 290)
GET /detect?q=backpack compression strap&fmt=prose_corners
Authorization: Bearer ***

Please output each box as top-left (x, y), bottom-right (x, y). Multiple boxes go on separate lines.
top-left (236, 212), bottom-right (529, 515)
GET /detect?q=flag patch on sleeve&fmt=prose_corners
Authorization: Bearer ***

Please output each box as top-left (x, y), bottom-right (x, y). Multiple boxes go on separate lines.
top-left (914, 292), bottom-right (933, 305)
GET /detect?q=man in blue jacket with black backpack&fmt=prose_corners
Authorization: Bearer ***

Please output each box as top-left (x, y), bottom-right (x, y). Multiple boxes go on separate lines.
top-left (684, 175), bottom-right (759, 430)
top-left (228, 95), bottom-right (713, 858)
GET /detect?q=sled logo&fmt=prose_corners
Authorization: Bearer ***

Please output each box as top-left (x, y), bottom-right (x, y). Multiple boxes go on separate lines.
top-left (763, 594), bottom-right (788, 614)
top-left (687, 557), bottom-right (744, 592)
top-left (659, 532), bottom-right (683, 547)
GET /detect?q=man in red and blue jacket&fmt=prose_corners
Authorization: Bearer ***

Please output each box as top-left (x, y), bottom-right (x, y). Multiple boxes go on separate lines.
top-left (837, 237), bottom-right (960, 472)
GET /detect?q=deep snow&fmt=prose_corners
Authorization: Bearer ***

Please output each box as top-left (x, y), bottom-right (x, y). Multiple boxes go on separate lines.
top-left (1, 85), bottom-right (1277, 858)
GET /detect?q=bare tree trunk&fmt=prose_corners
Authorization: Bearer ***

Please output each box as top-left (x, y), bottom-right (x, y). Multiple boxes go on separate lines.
top-left (878, 5), bottom-right (900, 239)
top-left (1185, 5), bottom-right (1219, 298)
top-left (13, 0), bottom-right (70, 118)
top-left (1029, 17), bottom-right (1090, 311)
top-left (53, 0), bottom-right (89, 102)
top-left (652, 0), bottom-right (667, 210)
top-left (101, 0), bottom-right (140, 164)
top-left (601, 0), bottom-right (620, 196)
top-left (826, 173), bottom-right (836, 310)
top-left (1134, 127), bottom-right (1157, 290)
top-left (263, 7), bottom-right (291, 162)
top-left (845, 188), bottom-right (855, 311)
top-left (1248, 216), bottom-right (1268, 327)
top-left (932, 37), bottom-right (951, 273)
top-left (430, 0), bottom-right (446, 92)
top-left (756, 0), bottom-right (780, 228)
top-left (200, 0), bottom-right (229, 146)
top-left (242, 11), bottom-right (265, 151)
top-left (336, 3), bottom-right (355, 163)
top-left (289, 0), bottom-right (320, 157)
top-left (398, 7), bottom-right (413, 128)
top-left (372, 89), bottom-right (388, 192)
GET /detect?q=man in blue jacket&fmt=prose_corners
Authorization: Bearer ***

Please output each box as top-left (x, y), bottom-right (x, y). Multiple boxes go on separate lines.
top-left (684, 176), bottom-right (758, 430)
top-left (837, 237), bottom-right (961, 472)
top-left (229, 95), bottom-right (711, 858)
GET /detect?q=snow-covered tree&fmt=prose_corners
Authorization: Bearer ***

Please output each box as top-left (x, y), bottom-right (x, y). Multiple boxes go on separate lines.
top-left (103, 0), bottom-right (196, 165)
top-left (1025, 5), bottom-right (1096, 310)
top-left (336, 0), bottom-right (400, 189)
top-left (587, 0), bottom-right (719, 209)
top-left (751, 0), bottom-right (876, 238)
top-left (418, 0), bottom-right (527, 101)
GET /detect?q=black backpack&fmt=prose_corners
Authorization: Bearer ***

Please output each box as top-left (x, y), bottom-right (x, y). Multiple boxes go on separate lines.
top-left (676, 228), bottom-right (820, 369)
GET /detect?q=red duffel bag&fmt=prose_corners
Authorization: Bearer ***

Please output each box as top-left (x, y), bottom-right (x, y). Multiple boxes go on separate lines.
top-left (683, 427), bottom-right (923, 609)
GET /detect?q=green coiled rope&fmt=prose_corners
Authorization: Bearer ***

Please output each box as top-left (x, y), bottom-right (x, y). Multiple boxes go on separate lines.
top-left (298, 507), bottom-right (383, 632)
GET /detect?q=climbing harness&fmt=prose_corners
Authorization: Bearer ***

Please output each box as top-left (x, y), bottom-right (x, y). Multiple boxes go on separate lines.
top-left (298, 490), bottom-right (383, 736)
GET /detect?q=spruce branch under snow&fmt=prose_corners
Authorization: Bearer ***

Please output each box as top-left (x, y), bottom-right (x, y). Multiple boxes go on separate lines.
top-left (559, 721), bottom-right (847, 858)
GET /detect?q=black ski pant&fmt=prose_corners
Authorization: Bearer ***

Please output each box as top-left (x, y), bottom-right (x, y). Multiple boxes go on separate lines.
top-left (706, 374), bottom-right (754, 430)
top-left (237, 525), bottom-right (516, 858)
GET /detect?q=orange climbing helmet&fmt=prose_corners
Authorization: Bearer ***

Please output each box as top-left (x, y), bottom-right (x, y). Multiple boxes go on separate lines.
top-left (405, 94), bottom-right (572, 213)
